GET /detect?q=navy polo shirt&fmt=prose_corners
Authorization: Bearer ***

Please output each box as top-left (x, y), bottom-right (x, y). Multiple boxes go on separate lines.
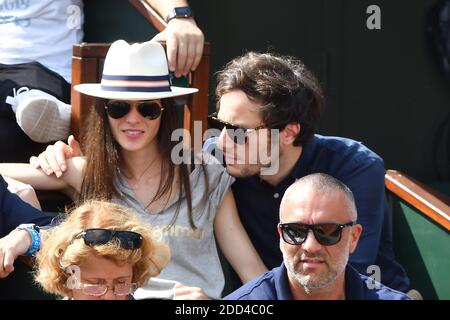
top-left (206, 134), bottom-right (410, 292)
top-left (224, 263), bottom-right (411, 300)
top-left (0, 175), bottom-right (53, 237)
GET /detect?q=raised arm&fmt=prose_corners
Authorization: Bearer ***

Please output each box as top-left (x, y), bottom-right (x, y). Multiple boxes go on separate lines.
top-left (214, 189), bottom-right (268, 284)
top-left (145, 0), bottom-right (204, 77)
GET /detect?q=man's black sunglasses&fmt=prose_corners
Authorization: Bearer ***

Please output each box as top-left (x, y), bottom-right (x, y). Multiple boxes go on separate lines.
top-left (73, 228), bottom-right (143, 250)
top-left (207, 112), bottom-right (265, 145)
top-left (278, 221), bottom-right (355, 246)
top-left (105, 100), bottom-right (164, 120)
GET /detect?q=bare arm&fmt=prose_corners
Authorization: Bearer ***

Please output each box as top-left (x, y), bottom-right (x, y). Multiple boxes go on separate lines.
top-left (173, 283), bottom-right (210, 300)
top-left (0, 229), bottom-right (31, 278)
top-left (3, 176), bottom-right (41, 210)
top-left (0, 157), bottom-right (85, 198)
top-left (214, 189), bottom-right (268, 284)
top-left (0, 163), bottom-right (68, 190)
top-left (145, 0), bottom-right (204, 77)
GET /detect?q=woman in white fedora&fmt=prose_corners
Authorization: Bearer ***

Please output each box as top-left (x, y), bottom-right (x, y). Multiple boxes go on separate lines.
top-left (0, 40), bottom-right (267, 299)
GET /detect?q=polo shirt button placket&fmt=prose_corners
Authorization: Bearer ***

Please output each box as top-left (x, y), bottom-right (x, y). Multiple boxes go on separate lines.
top-left (273, 192), bottom-right (280, 199)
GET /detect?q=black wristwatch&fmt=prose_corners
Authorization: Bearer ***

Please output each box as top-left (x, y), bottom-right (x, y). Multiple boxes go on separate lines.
top-left (166, 6), bottom-right (194, 23)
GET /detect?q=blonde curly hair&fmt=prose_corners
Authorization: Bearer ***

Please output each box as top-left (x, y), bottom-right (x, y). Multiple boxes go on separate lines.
top-left (34, 200), bottom-right (170, 297)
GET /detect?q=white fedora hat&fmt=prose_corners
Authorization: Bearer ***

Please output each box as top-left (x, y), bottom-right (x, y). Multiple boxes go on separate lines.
top-left (74, 40), bottom-right (198, 100)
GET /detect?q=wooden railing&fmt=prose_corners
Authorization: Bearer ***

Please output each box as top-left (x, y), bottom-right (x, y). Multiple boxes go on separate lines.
top-left (385, 170), bottom-right (450, 231)
top-left (128, 0), bottom-right (168, 31)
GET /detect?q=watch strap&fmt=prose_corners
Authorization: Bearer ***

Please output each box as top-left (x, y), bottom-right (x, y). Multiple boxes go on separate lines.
top-left (166, 6), bottom-right (194, 23)
top-left (16, 224), bottom-right (41, 256)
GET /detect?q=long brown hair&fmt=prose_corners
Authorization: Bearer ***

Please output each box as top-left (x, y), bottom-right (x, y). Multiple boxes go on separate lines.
top-left (79, 98), bottom-right (203, 229)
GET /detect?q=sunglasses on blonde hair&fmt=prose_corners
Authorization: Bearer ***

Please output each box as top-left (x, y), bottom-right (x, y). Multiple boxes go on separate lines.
top-left (73, 228), bottom-right (143, 250)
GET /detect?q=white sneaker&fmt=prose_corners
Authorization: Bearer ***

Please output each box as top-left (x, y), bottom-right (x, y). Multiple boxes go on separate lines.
top-left (5, 87), bottom-right (71, 143)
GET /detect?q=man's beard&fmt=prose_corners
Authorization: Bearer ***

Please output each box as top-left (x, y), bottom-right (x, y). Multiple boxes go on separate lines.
top-left (285, 251), bottom-right (346, 294)
top-left (226, 162), bottom-right (263, 178)
top-left (223, 130), bottom-right (281, 177)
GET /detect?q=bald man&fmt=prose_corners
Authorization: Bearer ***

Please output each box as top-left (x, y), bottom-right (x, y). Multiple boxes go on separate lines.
top-left (225, 173), bottom-right (410, 300)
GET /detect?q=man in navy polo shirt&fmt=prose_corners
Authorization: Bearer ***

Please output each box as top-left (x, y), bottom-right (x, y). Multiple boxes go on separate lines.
top-left (206, 51), bottom-right (410, 293)
top-left (225, 173), bottom-right (410, 300)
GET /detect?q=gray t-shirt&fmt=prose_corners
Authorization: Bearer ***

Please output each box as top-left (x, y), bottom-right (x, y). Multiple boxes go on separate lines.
top-left (113, 152), bottom-right (234, 299)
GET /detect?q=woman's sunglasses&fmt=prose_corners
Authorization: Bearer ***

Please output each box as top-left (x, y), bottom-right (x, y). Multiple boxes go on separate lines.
top-left (278, 221), bottom-right (355, 246)
top-left (73, 228), bottom-right (143, 250)
top-left (105, 100), bottom-right (164, 120)
top-left (207, 112), bottom-right (265, 145)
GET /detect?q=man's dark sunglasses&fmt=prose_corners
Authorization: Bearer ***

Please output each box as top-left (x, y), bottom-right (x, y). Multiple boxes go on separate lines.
top-left (278, 221), bottom-right (355, 246)
top-left (207, 112), bottom-right (265, 145)
top-left (74, 228), bottom-right (143, 250)
top-left (105, 100), bottom-right (164, 120)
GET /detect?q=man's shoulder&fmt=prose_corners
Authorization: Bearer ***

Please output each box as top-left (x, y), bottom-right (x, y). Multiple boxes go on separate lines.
top-left (0, 176), bottom-right (6, 199)
top-left (224, 270), bottom-right (277, 300)
top-left (347, 266), bottom-right (411, 300)
top-left (312, 135), bottom-right (383, 162)
top-left (373, 286), bottom-right (412, 300)
top-left (361, 277), bottom-right (411, 300)
top-left (306, 135), bottom-right (385, 178)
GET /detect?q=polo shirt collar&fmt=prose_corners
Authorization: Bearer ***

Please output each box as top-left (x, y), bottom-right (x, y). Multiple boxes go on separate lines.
top-left (249, 135), bottom-right (318, 188)
top-left (344, 264), bottom-right (367, 299)
top-left (290, 135), bottom-right (318, 180)
top-left (277, 263), bottom-right (365, 300)
top-left (274, 263), bottom-right (294, 300)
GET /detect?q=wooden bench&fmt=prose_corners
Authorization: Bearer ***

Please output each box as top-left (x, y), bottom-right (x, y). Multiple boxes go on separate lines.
top-left (385, 170), bottom-right (450, 299)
